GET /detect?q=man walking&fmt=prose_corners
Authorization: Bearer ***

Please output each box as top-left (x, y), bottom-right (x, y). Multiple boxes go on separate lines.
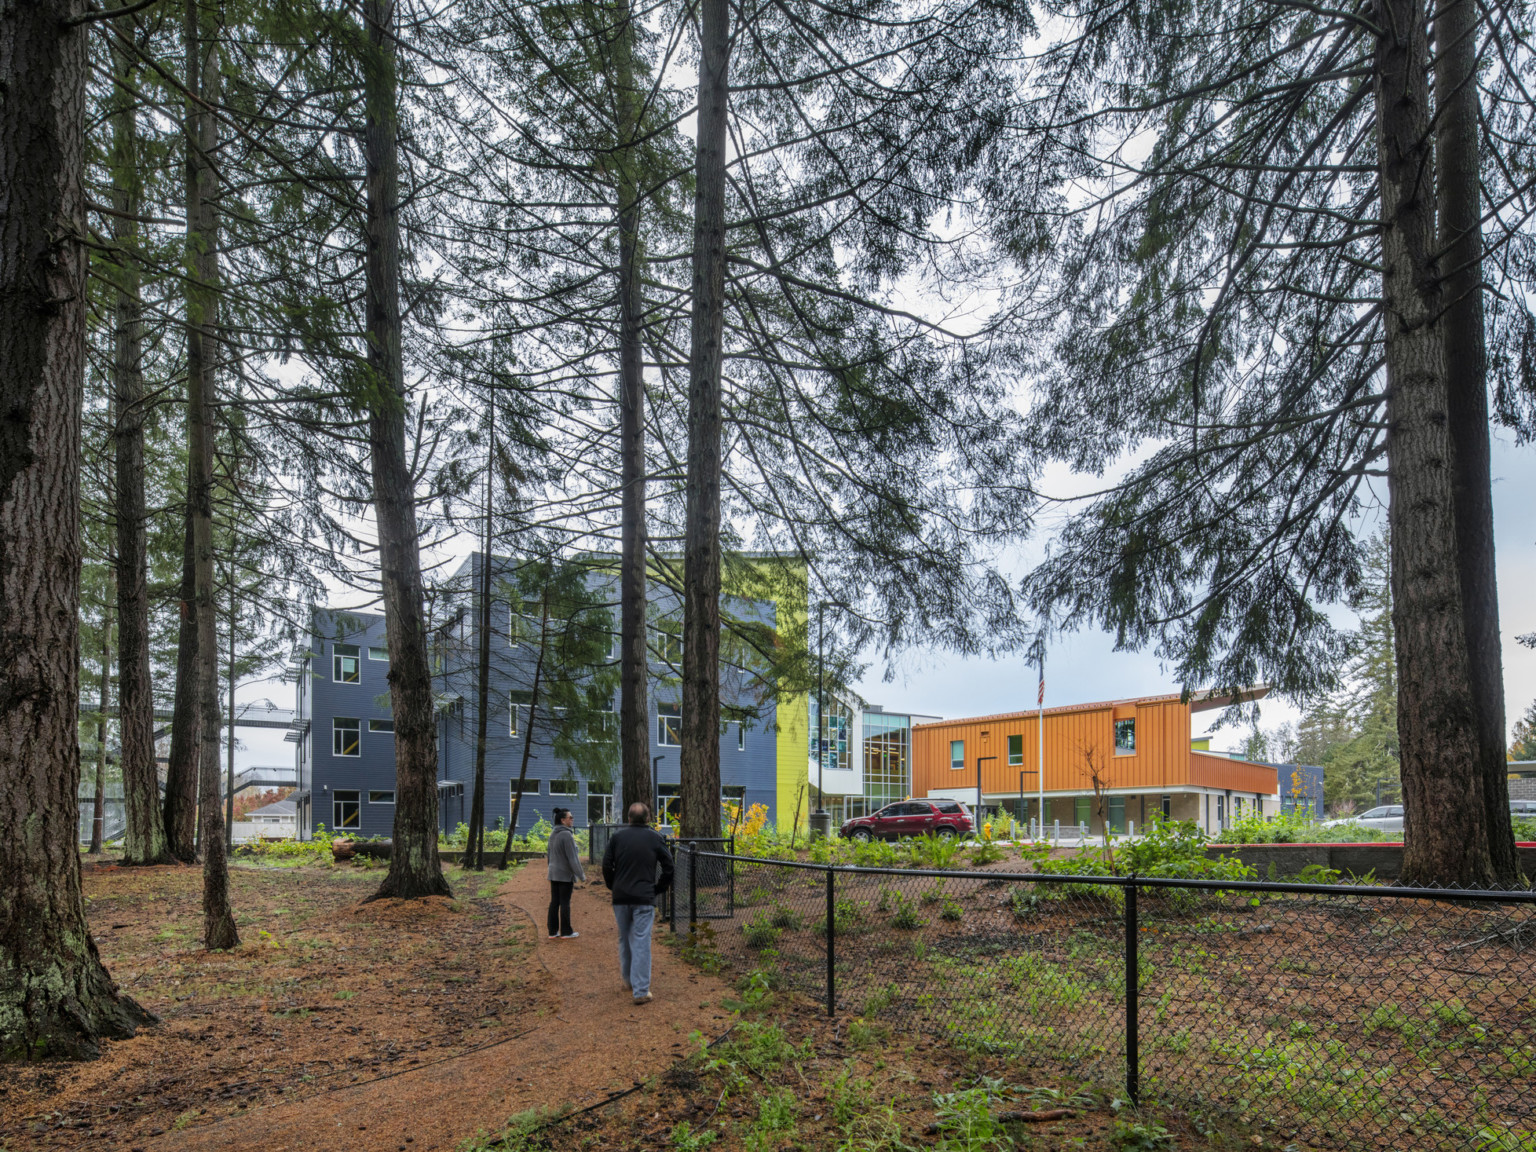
top-left (601, 802), bottom-right (673, 1004)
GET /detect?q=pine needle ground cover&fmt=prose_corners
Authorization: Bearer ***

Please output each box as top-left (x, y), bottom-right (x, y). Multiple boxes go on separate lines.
top-left (0, 861), bottom-right (537, 1148)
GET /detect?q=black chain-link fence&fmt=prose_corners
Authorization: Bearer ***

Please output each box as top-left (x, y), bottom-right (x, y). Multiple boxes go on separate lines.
top-left (686, 851), bottom-right (1536, 1152)
top-left (669, 839), bottom-right (735, 928)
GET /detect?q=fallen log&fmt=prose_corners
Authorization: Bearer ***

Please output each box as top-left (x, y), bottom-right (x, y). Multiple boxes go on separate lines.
top-left (332, 838), bottom-right (392, 861)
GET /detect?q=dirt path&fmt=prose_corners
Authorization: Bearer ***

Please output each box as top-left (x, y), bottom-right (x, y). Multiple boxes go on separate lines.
top-left (159, 864), bottom-right (734, 1152)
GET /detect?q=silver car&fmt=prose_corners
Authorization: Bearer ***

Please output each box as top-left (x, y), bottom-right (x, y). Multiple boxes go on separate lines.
top-left (1322, 804), bottom-right (1404, 832)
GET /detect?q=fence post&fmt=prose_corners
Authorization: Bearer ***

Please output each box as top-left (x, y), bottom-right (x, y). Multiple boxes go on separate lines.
top-left (688, 842), bottom-right (698, 934)
top-left (1124, 876), bottom-right (1139, 1106)
top-left (825, 865), bottom-right (836, 1017)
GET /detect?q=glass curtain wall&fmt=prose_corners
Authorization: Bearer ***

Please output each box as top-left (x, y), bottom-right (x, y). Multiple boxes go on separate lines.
top-left (862, 713), bottom-right (910, 813)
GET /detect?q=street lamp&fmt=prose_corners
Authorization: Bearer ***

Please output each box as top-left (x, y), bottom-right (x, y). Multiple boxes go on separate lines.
top-left (976, 756), bottom-right (996, 835)
top-left (811, 599), bottom-right (849, 841)
top-left (1018, 768), bottom-right (1038, 838)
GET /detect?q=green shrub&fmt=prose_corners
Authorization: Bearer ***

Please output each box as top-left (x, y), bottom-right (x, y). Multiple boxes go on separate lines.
top-left (888, 892), bottom-right (925, 930)
top-left (1010, 888), bottom-right (1044, 919)
top-left (850, 837), bottom-right (899, 867)
top-left (969, 840), bottom-right (1006, 866)
top-left (815, 898), bottom-right (861, 937)
top-left (938, 897), bottom-right (964, 922)
top-left (907, 832), bottom-right (963, 869)
top-left (768, 903), bottom-right (802, 930)
top-left (1512, 816), bottom-right (1536, 842)
top-left (919, 883), bottom-right (945, 905)
top-left (742, 914), bottom-right (780, 949)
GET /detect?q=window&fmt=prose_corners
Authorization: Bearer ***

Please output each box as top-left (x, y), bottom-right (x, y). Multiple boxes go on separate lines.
top-left (656, 783), bottom-right (681, 824)
top-left (1007, 734), bottom-right (1024, 766)
top-left (549, 778), bottom-right (579, 796)
top-left (368, 645), bottom-right (389, 662)
top-left (333, 717), bottom-right (360, 757)
top-left (1074, 796), bottom-right (1091, 827)
top-left (1216, 795), bottom-right (1226, 828)
top-left (1108, 796), bottom-right (1126, 833)
top-left (722, 785), bottom-right (746, 804)
top-left (1161, 795), bottom-right (1172, 820)
top-left (935, 801), bottom-right (964, 814)
top-left (510, 779), bottom-right (540, 797)
top-left (587, 710), bottom-right (617, 743)
top-left (368, 790), bottom-right (395, 804)
top-left (333, 790), bottom-right (360, 829)
top-left (333, 644), bottom-right (360, 683)
top-left (655, 623), bottom-right (683, 665)
top-left (657, 702), bottom-right (681, 746)
top-left (737, 723), bottom-right (745, 752)
top-left (1114, 718), bottom-right (1136, 754)
top-left (949, 740), bottom-right (965, 770)
top-left (369, 718), bottom-right (394, 733)
top-left (510, 690), bottom-right (533, 737)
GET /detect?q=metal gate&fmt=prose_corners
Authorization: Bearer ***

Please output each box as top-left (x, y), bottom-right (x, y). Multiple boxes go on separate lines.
top-left (668, 836), bottom-right (735, 930)
top-left (588, 822), bottom-right (621, 864)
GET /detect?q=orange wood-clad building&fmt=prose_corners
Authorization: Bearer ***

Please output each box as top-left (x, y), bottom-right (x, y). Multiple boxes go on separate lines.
top-left (911, 690), bottom-right (1279, 836)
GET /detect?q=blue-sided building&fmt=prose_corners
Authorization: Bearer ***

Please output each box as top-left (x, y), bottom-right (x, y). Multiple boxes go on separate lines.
top-left (292, 552), bottom-right (799, 839)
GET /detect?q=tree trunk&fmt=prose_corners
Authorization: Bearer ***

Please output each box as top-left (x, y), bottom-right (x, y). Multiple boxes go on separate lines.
top-left (678, 0), bottom-right (730, 841)
top-left (1375, 0), bottom-right (1492, 888)
top-left (0, 0), bottom-right (155, 1059)
top-left (186, 0), bottom-right (238, 950)
top-left (615, 0), bottom-right (650, 816)
top-left (467, 471), bottom-right (493, 872)
top-left (111, 30), bottom-right (171, 866)
top-left (364, 0), bottom-right (450, 902)
top-left (224, 579), bottom-right (237, 852)
top-left (90, 605), bottom-right (112, 855)
top-left (500, 603), bottom-right (547, 870)
top-left (1434, 0), bottom-right (1516, 884)
top-left (163, 504), bottom-right (199, 862)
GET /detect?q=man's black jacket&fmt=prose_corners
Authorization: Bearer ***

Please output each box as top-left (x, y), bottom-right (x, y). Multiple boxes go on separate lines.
top-left (602, 824), bottom-right (674, 906)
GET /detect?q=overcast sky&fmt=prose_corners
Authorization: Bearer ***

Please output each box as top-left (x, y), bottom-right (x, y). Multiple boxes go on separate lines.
top-left (855, 429), bottom-right (1536, 753)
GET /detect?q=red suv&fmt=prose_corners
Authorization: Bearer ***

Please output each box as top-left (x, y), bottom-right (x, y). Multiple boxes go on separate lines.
top-left (839, 800), bottom-right (973, 841)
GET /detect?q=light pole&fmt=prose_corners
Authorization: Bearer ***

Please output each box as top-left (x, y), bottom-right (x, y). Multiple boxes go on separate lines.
top-left (976, 756), bottom-right (996, 835)
top-left (1018, 768), bottom-right (1038, 838)
top-left (811, 599), bottom-right (848, 841)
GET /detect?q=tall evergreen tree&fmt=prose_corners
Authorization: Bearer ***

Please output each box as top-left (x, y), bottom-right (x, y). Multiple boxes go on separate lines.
top-left (0, 0), bottom-right (154, 1059)
top-left (1005, 0), bottom-right (1533, 884)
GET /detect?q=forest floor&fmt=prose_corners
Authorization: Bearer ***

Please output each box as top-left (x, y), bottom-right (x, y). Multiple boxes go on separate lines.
top-left (1, 856), bottom-right (1256, 1152)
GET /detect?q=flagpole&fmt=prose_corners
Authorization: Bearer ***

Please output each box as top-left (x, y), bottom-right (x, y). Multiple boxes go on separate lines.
top-left (1037, 650), bottom-right (1045, 841)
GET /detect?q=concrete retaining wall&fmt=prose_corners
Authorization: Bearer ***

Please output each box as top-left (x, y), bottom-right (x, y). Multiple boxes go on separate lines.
top-left (1206, 842), bottom-right (1536, 880)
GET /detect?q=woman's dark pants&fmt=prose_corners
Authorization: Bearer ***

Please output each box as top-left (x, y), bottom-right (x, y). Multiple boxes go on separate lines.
top-left (548, 880), bottom-right (574, 937)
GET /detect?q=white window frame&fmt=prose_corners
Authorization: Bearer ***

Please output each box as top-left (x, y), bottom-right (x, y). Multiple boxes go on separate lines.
top-left (510, 690), bottom-right (533, 737)
top-left (655, 623), bottom-right (683, 665)
top-left (333, 644), bottom-right (360, 683)
top-left (368, 790), bottom-right (395, 804)
top-left (333, 717), bottom-right (361, 757)
top-left (737, 723), bottom-right (745, 752)
top-left (368, 645), bottom-right (389, 662)
top-left (549, 778), bottom-right (579, 797)
top-left (1007, 734), bottom-right (1024, 766)
top-left (368, 718), bottom-right (394, 733)
top-left (949, 739), bottom-right (965, 770)
top-left (657, 702), bottom-right (681, 747)
top-left (333, 789), bottom-right (361, 829)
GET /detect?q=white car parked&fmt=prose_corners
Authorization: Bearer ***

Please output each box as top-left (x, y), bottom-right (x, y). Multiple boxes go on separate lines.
top-left (1321, 805), bottom-right (1403, 833)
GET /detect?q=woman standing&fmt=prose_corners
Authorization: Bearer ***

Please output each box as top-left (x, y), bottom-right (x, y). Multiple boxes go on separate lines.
top-left (546, 807), bottom-right (585, 939)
